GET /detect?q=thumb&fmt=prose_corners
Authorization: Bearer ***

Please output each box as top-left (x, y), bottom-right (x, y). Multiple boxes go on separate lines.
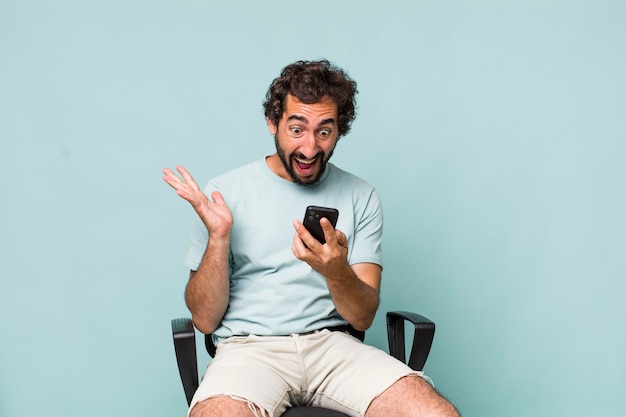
top-left (211, 191), bottom-right (226, 205)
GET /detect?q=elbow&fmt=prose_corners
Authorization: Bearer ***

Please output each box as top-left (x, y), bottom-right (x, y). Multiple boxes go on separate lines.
top-left (350, 309), bottom-right (378, 332)
top-left (350, 301), bottom-right (379, 332)
top-left (351, 317), bottom-right (375, 332)
top-left (191, 315), bottom-right (219, 335)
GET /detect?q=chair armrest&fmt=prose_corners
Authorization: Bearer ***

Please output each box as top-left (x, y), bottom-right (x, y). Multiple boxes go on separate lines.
top-left (171, 318), bottom-right (199, 406)
top-left (204, 333), bottom-right (217, 358)
top-left (386, 311), bottom-right (435, 371)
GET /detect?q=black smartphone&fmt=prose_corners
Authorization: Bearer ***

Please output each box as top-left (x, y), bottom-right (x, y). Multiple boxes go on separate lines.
top-left (303, 206), bottom-right (339, 244)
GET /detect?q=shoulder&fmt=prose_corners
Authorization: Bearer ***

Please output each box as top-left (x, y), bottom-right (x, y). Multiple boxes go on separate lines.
top-left (326, 164), bottom-right (375, 190)
top-left (204, 159), bottom-right (265, 189)
top-left (213, 159), bottom-right (262, 181)
top-left (326, 164), bottom-right (380, 204)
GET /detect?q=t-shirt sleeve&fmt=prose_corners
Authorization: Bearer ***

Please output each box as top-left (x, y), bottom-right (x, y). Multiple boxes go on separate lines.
top-left (348, 189), bottom-right (383, 268)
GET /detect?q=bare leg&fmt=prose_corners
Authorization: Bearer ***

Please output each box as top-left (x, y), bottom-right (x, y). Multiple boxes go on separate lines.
top-left (366, 376), bottom-right (460, 417)
top-left (190, 396), bottom-right (265, 417)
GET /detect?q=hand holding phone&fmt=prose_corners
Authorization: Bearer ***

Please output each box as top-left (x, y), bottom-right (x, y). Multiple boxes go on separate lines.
top-left (302, 206), bottom-right (339, 244)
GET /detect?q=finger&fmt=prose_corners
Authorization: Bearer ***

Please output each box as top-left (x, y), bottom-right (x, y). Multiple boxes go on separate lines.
top-left (319, 218), bottom-right (337, 245)
top-left (176, 165), bottom-right (202, 192)
top-left (162, 167), bottom-right (179, 182)
top-left (292, 220), bottom-right (319, 251)
top-left (163, 167), bottom-right (203, 203)
top-left (336, 229), bottom-right (348, 248)
top-left (291, 231), bottom-right (307, 259)
top-left (162, 168), bottom-right (186, 190)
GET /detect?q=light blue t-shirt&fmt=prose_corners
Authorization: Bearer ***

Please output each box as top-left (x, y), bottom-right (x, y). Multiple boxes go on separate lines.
top-left (184, 158), bottom-right (383, 343)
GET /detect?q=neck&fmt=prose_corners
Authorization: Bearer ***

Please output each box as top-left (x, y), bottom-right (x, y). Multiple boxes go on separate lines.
top-left (265, 154), bottom-right (291, 181)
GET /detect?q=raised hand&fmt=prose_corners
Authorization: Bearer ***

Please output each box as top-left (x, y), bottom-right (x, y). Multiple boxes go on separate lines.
top-left (162, 165), bottom-right (233, 238)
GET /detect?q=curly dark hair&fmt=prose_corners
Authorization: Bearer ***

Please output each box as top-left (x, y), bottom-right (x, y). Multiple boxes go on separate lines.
top-left (263, 59), bottom-right (358, 137)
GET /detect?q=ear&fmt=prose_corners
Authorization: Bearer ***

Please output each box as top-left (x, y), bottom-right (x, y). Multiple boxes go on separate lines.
top-left (267, 119), bottom-right (277, 135)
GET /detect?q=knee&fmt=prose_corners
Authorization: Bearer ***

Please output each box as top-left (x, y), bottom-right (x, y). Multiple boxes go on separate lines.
top-left (416, 377), bottom-right (460, 417)
top-left (190, 396), bottom-right (261, 417)
top-left (189, 399), bottom-right (213, 417)
top-left (368, 375), bottom-right (460, 417)
top-left (438, 399), bottom-right (461, 417)
top-left (413, 376), bottom-right (460, 417)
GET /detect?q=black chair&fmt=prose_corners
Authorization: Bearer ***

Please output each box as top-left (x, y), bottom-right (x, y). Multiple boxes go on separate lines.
top-left (172, 311), bottom-right (435, 417)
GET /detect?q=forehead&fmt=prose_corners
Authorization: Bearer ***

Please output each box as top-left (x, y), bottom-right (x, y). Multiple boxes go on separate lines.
top-left (282, 95), bottom-right (338, 122)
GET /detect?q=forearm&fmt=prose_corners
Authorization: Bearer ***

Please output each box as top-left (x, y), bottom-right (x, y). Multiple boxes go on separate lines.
top-left (185, 236), bottom-right (231, 334)
top-left (325, 263), bottom-right (381, 331)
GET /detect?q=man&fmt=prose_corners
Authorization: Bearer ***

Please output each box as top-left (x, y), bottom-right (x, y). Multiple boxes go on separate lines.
top-left (163, 60), bottom-right (459, 417)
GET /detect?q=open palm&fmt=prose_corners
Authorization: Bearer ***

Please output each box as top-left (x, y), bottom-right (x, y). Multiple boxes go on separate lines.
top-left (162, 165), bottom-right (233, 237)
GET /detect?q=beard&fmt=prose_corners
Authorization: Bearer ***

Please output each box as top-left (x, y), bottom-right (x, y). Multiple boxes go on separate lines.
top-left (274, 136), bottom-right (334, 186)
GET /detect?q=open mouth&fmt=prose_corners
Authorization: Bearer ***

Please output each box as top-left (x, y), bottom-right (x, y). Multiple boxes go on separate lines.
top-left (293, 155), bottom-right (320, 176)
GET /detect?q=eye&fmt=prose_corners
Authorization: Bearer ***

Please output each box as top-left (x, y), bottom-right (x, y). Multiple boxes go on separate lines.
top-left (289, 126), bottom-right (304, 137)
top-left (318, 128), bottom-right (332, 138)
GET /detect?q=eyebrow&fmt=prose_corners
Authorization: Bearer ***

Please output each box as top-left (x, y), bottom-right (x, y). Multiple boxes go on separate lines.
top-left (319, 117), bottom-right (336, 127)
top-left (287, 115), bottom-right (336, 127)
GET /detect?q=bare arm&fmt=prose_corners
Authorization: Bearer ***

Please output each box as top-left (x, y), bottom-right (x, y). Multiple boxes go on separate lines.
top-left (162, 166), bottom-right (233, 334)
top-left (185, 235), bottom-right (230, 334)
top-left (291, 218), bottom-right (381, 331)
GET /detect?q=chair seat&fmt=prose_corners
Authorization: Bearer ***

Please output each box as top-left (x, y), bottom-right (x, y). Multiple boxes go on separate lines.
top-left (282, 406), bottom-right (349, 417)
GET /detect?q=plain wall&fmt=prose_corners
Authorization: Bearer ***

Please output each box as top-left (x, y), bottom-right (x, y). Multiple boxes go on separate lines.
top-left (1, 1), bottom-right (624, 416)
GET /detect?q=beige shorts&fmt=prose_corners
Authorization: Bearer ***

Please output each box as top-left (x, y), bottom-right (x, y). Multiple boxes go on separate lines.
top-left (189, 329), bottom-right (422, 417)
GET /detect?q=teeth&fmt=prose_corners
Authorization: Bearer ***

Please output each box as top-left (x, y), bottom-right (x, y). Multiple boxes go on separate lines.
top-left (295, 156), bottom-right (316, 164)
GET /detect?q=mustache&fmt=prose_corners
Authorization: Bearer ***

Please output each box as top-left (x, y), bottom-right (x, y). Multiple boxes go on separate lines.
top-left (293, 151), bottom-right (324, 161)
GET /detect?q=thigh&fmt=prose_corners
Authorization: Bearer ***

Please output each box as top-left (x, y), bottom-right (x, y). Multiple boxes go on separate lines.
top-left (189, 335), bottom-right (301, 417)
top-left (302, 331), bottom-right (420, 416)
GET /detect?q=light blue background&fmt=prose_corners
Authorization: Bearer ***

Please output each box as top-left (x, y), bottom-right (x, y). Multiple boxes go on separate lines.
top-left (1, 1), bottom-right (624, 416)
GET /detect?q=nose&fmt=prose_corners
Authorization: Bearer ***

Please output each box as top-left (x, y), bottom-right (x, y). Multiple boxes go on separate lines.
top-left (299, 132), bottom-right (319, 158)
